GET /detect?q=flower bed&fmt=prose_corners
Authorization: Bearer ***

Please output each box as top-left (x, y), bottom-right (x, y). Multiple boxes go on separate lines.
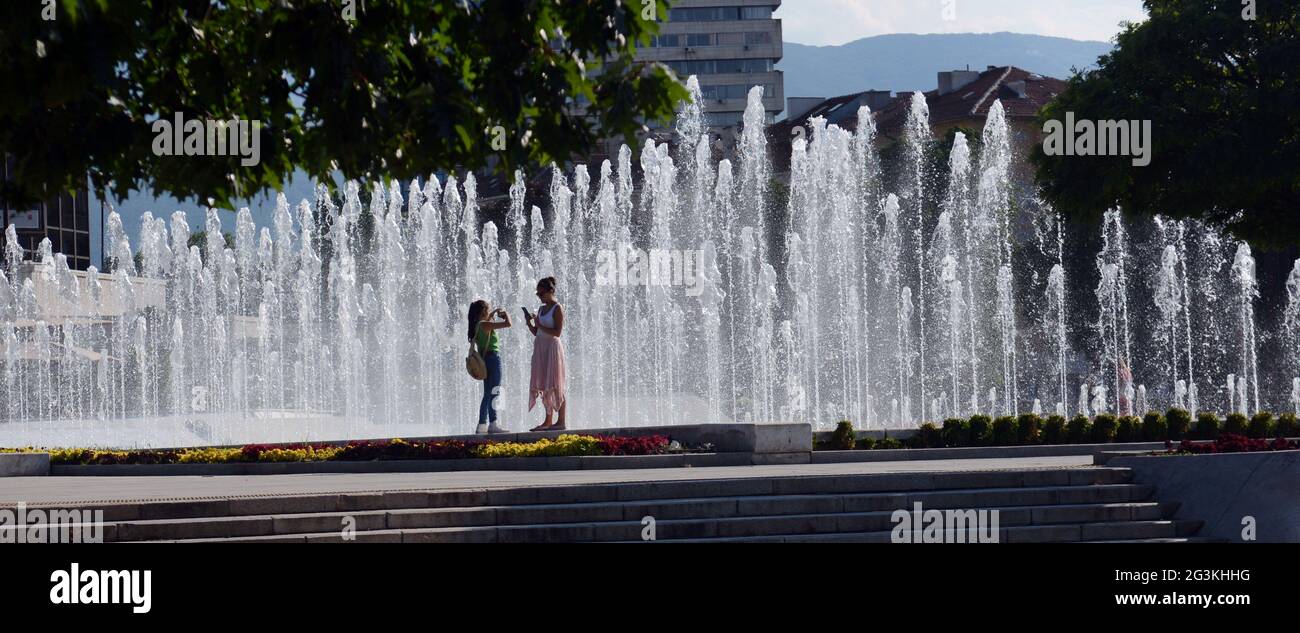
top-left (1, 434), bottom-right (671, 466)
top-left (1164, 434), bottom-right (1299, 455)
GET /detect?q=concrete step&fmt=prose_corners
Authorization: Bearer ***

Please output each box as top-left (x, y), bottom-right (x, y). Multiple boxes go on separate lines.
top-left (15, 467), bottom-right (1135, 524)
top-left (1083, 537), bottom-right (1223, 543)
top-left (12, 467), bottom-right (1188, 544)
top-left (89, 483), bottom-right (1158, 542)
top-left (670, 521), bottom-right (1206, 543)
top-left (151, 503), bottom-right (1182, 543)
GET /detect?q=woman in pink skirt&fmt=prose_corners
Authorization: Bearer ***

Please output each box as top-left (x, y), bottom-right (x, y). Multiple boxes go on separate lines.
top-left (526, 276), bottom-right (568, 431)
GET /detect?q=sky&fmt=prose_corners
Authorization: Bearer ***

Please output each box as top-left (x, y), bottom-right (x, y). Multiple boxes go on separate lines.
top-left (778, 0), bottom-right (1149, 46)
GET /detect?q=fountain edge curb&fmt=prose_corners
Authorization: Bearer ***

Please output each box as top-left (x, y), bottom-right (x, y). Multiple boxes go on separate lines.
top-left (816, 440), bottom-right (1170, 464)
top-left (0, 453), bottom-right (50, 477)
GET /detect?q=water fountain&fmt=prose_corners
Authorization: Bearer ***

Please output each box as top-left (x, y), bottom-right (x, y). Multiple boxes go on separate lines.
top-left (2, 77), bottom-right (1299, 448)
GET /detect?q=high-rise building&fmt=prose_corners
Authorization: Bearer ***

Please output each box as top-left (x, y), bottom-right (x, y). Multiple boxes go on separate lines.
top-left (639, 1), bottom-right (784, 128)
top-left (1, 155), bottom-right (94, 271)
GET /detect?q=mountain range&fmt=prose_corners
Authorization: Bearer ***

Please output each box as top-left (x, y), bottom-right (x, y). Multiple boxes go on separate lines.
top-left (777, 32), bottom-right (1113, 103)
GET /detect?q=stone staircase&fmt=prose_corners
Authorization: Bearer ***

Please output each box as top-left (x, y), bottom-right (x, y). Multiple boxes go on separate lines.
top-left (16, 467), bottom-right (1208, 543)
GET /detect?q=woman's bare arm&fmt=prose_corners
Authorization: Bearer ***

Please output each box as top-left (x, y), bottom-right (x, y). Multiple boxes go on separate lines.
top-left (525, 308), bottom-right (538, 336)
top-left (481, 310), bottom-right (512, 331)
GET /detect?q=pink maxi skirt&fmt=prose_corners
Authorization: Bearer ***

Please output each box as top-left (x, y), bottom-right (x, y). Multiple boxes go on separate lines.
top-left (529, 332), bottom-right (567, 415)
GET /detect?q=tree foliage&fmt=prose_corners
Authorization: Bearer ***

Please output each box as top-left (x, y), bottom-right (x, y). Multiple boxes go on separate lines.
top-left (1031, 0), bottom-right (1300, 249)
top-left (0, 0), bottom-right (687, 208)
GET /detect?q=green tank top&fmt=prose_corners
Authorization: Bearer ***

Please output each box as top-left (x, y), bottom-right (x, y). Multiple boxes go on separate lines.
top-left (475, 324), bottom-right (500, 354)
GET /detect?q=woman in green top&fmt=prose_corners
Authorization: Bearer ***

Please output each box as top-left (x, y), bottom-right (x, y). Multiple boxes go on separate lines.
top-left (468, 299), bottom-right (512, 434)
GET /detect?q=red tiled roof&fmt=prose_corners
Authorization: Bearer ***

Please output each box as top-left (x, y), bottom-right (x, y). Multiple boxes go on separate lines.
top-left (873, 66), bottom-right (1067, 139)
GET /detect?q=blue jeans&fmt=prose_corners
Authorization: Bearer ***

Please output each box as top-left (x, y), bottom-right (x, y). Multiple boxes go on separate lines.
top-left (479, 352), bottom-right (502, 425)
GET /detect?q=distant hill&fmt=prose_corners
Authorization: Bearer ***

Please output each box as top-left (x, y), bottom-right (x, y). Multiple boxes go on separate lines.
top-left (778, 32), bottom-right (1112, 104)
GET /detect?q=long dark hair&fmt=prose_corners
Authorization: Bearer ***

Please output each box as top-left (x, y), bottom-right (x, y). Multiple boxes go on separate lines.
top-left (538, 276), bottom-right (557, 294)
top-left (467, 300), bottom-right (489, 342)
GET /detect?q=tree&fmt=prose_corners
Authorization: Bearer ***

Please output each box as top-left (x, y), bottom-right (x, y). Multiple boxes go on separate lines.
top-left (1031, 0), bottom-right (1300, 250)
top-left (0, 0), bottom-right (687, 209)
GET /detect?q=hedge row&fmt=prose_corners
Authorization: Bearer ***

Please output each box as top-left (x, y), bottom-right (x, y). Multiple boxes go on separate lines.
top-left (1, 434), bottom-right (672, 465)
top-left (819, 410), bottom-right (1300, 450)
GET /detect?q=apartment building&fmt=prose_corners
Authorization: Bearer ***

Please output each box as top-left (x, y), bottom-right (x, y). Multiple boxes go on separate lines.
top-left (639, 1), bottom-right (785, 128)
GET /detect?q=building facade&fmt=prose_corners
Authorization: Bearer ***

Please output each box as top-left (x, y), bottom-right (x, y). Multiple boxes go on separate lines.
top-left (639, 0), bottom-right (784, 127)
top-left (1, 155), bottom-right (94, 271)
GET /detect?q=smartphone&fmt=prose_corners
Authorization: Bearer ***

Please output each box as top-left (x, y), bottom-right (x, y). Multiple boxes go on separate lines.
top-left (521, 307), bottom-right (533, 319)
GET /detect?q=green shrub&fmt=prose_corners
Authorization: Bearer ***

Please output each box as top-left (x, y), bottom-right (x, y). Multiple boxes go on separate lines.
top-left (1278, 412), bottom-right (1299, 438)
top-left (1092, 414), bottom-right (1119, 443)
top-left (1067, 415), bottom-right (1092, 443)
top-left (1016, 413), bottom-right (1043, 445)
top-left (1248, 412), bottom-right (1274, 439)
top-left (1194, 413), bottom-right (1221, 440)
top-left (874, 436), bottom-right (903, 450)
top-left (855, 437), bottom-right (876, 450)
top-left (968, 415), bottom-right (993, 446)
top-left (1142, 411), bottom-right (1168, 441)
top-left (1223, 413), bottom-right (1249, 436)
top-left (828, 420), bottom-right (857, 450)
top-left (1166, 408), bottom-right (1192, 440)
top-left (1043, 415), bottom-right (1067, 444)
top-left (992, 416), bottom-right (1018, 446)
top-left (912, 422), bottom-right (942, 449)
top-left (941, 418), bottom-right (970, 447)
top-left (1116, 416), bottom-right (1141, 443)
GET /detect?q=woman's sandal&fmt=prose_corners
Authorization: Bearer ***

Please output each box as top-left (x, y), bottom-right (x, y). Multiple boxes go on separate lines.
top-left (529, 423), bottom-right (552, 432)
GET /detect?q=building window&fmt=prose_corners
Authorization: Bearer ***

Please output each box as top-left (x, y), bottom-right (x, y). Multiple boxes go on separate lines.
top-left (716, 32), bottom-right (744, 46)
top-left (669, 6), bottom-right (775, 22)
top-left (1, 155), bottom-right (92, 271)
top-left (705, 112), bottom-right (744, 126)
top-left (651, 31), bottom-right (774, 48)
top-left (699, 83), bottom-right (775, 101)
top-left (685, 33), bottom-right (712, 47)
top-left (668, 58), bottom-right (773, 76)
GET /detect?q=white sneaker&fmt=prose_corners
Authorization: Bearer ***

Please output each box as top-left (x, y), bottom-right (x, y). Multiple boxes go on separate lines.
top-left (475, 423), bottom-right (489, 435)
top-left (487, 422), bottom-right (511, 434)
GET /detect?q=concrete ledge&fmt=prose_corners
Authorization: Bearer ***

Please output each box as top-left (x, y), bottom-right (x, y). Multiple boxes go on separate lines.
top-left (1093, 450), bottom-right (1153, 465)
top-left (49, 452), bottom-right (752, 476)
top-left (1108, 449), bottom-right (1300, 543)
top-left (814, 441), bottom-right (1168, 463)
top-left (0, 453), bottom-right (49, 477)
top-left (813, 429), bottom-right (919, 443)
top-left (750, 451), bottom-right (811, 465)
